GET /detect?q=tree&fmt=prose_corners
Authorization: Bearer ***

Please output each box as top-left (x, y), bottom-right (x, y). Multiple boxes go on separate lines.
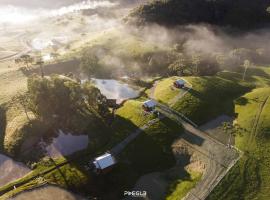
top-left (197, 58), bottom-right (220, 76)
top-left (19, 54), bottom-right (34, 69)
top-left (80, 51), bottom-right (100, 77)
top-left (215, 53), bottom-right (227, 68)
top-left (27, 75), bottom-right (109, 130)
top-left (242, 59), bottom-right (251, 81)
top-left (230, 48), bottom-right (251, 67)
top-left (222, 122), bottom-right (245, 146)
top-left (191, 54), bottom-right (201, 75)
top-left (36, 59), bottom-right (45, 78)
top-left (168, 54), bottom-right (188, 75)
top-left (13, 93), bottom-right (32, 121)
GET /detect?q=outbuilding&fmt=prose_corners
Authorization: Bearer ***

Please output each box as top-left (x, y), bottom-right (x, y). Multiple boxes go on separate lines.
top-left (174, 79), bottom-right (186, 88)
top-left (142, 100), bottom-right (157, 112)
top-left (93, 153), bottom-right (117, 174)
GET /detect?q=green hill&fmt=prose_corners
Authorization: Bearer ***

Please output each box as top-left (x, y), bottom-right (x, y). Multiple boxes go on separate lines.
top-left (153, 76), bottom-right (248, 124)
top-left (208, 87), bottom-right (270, 200)
top-left (128, 0), bottom-right (270, 30)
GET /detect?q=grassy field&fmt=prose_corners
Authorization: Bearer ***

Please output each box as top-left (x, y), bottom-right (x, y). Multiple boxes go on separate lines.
top-left (0, 97), bottom-right (196, 199)
top-left (0, 155), bottom-right (92, 199)
top-left (207, 87), bottom-right (270, 200)
top-left (153, 76), bottom-right (248, 124)
top-left (166, 171), bottom-right (202, 200)
top-left (88, 98), bottom-right (201, 199)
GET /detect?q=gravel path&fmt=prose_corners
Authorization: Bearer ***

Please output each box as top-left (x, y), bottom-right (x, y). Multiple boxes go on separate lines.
top-left (148, 78), bottom-right (240, 200)
top-left (158, 104), bottom-right (240, 200)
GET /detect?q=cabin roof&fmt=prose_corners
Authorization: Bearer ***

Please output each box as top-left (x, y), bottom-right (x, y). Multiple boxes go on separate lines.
top-left (175, 79), bottom-right (186, 85)
top-left (93, 153), bottom-right (116, 170)
top-left (143, 100), bottom-right (157, 108)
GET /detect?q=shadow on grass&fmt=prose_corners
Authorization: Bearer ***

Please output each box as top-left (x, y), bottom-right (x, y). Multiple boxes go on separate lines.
top-left (90, 115), bottom-right (185, 199)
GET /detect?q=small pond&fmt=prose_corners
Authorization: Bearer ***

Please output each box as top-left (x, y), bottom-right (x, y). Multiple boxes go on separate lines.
top-left (92, 79), bottom-right (139, 103)
top-left (43, 130), bottom-right (88, 158)
top-left (11, 185), bottom-right (86, 200)
top-left (0, 154), bottom-right (30, 187)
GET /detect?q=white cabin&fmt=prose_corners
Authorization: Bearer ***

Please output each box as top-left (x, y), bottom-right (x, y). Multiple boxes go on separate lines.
top-left (93, 153), bottom-right (117, 172)
top-left (142, 100), bottom-right (157, 112)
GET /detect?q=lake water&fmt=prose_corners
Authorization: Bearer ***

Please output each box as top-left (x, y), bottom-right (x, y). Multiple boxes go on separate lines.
top-left (0, 154), bottom-right (30, 187)
top-left (44, 130), bottom-right (89, 158)
top-left (11, 185), bottom-right (86, 200)
top-left (92, 79), bottom-right (139, 103)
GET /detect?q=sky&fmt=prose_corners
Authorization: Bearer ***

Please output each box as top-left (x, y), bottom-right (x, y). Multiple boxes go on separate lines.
top-left (0, 0), bottom-right (82, 8)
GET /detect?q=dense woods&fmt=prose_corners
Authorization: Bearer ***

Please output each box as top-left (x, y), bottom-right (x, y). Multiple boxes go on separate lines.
top-left (129, 0), bottom-right (270, 29)
top-left (27, 75), bottom-right (110, 133)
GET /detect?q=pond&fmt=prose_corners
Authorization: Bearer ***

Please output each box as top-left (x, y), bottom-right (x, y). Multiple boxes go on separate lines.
top-left (0, 154), bottom-right (30, 187)
top-left (43, 130), bottom-right (89, 158)
top-left (92, 79), bottom-right (139, 104)
top-left (11, 185), bottom-right (86, 200)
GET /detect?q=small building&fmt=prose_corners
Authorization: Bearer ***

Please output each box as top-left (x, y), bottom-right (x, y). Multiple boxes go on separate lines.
top-left (93, 153), bottom-right (117, 174)
top-left (174, 79), bottom-right (186, 88)
top-left (142, 100), bottom-right (157, 112)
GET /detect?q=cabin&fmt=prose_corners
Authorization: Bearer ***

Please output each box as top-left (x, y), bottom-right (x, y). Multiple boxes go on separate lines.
top-left (174, 79), bottom-right (186, 89)
top-left (142, 100), bottom-right (157, 112)
top-left (93, 153), bottom-right (117, 174)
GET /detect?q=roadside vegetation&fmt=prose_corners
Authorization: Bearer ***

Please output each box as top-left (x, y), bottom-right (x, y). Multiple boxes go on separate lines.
top-left (208, 87), bottom-right (270, 200)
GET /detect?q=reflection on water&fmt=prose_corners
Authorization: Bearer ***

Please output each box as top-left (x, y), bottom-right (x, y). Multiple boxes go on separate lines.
top-left (44, 130), bottom-right (88, 158)
top-left (0, 154), bottom-right (30, 187)
top-left (11, 185), bottom-right (86, 200)
top-left (92, 79), bottom-right (139, 103)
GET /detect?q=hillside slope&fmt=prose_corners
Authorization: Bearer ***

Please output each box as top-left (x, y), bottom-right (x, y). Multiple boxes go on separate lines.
top-left (208, 88), bottom-right (270, 200)
top-left (153, 76), bottom-right (248, 124)
top-left (129, 0), bottom-right (270, 29)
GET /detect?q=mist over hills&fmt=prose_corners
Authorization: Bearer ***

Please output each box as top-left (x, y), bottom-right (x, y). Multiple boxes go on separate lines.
top-left (129, 0), bottom-right (270, 30)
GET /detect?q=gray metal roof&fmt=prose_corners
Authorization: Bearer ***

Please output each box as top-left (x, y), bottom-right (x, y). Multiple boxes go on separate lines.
top-left (175, 79), bottom-right (186, 85)
top-left (143, 100), bottom-right (157, 108)
top-left (93, 153), bottom-right (116, 170)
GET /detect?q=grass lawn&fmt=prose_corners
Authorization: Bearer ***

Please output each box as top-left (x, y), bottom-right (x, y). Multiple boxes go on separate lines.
top-left (207, 87), bottom-right (270, 200)
top-left (166, 171), bottom-right (202, 200)
top-left (95, 98), bottom-right (203, 199)
top-left (154, 76), bottom-right (181, 104)
top-left (153, 76), bottom-right (248, 124)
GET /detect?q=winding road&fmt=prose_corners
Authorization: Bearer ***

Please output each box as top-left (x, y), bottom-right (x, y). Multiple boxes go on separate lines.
top-left (150, 79), bottom-right (240, 200)
top-left (0, 32), bottom-right (33, 63)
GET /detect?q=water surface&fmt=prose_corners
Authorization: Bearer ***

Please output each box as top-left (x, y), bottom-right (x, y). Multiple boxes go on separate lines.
top-left (92, 79), bottom-right (139, 103)
top-left (44, 130), bottom-right (89, 158)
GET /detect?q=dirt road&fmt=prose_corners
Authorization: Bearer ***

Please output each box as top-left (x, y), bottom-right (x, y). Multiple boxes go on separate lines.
top-left (158, 104), bottom-right (240, 200)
